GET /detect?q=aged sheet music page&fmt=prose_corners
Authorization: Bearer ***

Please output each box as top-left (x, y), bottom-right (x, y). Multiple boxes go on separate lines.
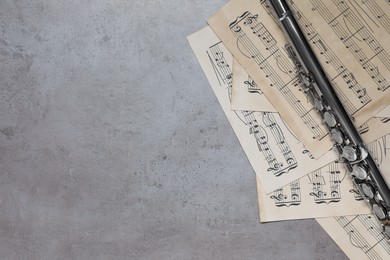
top-left (233, 72), bottom-right (390, 260)
top-left (317, 215), bottom-right (390, 260)
top-left (207, 0), bottom-right (390, 158)
top-left (188, 27), bottom-right (390, 259)
top-left (376, 105), bottom-right (390, 118)
top-left (188, 26), bottom-right (337, 194)
top-left (225, 42), bottom-right (389, 221)
top-left (257, 132), bottom-right (390, 222)
top-left (232, 59), bottom-right (390, 144)
top-left (293, 0), bottom-right (390, 122)
top-left (231, 59), bottom-right (276, 112)
top-left (317, 143), bottom-right (390, 260)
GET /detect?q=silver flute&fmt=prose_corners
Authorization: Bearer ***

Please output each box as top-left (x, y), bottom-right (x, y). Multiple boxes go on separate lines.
top-left (266, 0), bottom-right (390, 238)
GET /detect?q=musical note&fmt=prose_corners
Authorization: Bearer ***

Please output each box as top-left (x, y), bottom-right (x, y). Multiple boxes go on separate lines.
top-left (308, 162), bottom-right (342, 204)
top-left (244, 76), bottom-right (263, 94)
top-left (207, 0), bottom-right (390, 156)
top-left (262, 112), bottom-right (298, 171)
top-left (319, 214), bottom-right (390, 259)
top-left (380, 117), bottom-right (390, 123)
top-left (302, 149), bottom-right (315, 159)
top-left (194, 4), bottom-right (390, 223)
top-left (308, 0), bottom-right (390, 93)
top-left (349, 182), bottom-right (364, 201)
top-left (206, 40), bottom-right (322, 179)
top-left (360, 0), bottom-right (390, 35)
top-left (201, 0), bottom-right (390, 256)
top-left (358, 122), bottom-right (369, 135)
top-left (270, 180), bottom-right (301, 207)
top-left (228, 11), bottom-right (329, 144)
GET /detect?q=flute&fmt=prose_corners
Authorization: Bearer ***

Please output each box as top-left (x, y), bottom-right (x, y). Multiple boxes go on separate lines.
top-left (266, 0), bottom-right (390, 239)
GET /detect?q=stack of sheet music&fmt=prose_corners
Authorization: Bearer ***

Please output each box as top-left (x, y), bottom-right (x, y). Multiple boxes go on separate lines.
top-left (188, 0), bottom-right (390, 259)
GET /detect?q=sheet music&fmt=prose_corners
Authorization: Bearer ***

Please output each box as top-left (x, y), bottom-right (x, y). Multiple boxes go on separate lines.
top-left (316, 132), bottom-right (390, 259)
top-left (232, 58), bottom-right (390, 144)
top-left (292, 0), bottom-right (390, 122)
top-left (257, 132), bottom-right (390, 222)
top-left (375, 105), bottom-right (390, 118)
top-left (256, 162), bottom-right (370, 221)
top-left (188, 26), bottom-right (337, 194)
top-left (231, 59), bottom-right (276, 112)
top-left (358, 117), bottom-right (390, 144)
top-left (208, 0), bottom-right (390, 158)
top-left (318, 128), bottom-right (390, 259)
top-left (317, 215), bottom-right (390, 260)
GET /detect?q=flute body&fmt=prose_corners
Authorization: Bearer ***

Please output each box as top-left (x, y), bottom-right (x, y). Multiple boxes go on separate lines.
top-left (267, 0), bottom-right (390, 239)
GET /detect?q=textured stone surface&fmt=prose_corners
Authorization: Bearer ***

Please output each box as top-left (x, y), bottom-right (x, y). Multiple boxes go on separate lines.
top-left (0, 1), bottom-right (347, 259)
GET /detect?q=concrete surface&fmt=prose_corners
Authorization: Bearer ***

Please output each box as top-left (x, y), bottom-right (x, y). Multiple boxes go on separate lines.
top-left (0, 1), bottom-right (347, 259)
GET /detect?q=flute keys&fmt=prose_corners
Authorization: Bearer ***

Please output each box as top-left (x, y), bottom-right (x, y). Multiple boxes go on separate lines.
top-left (351, 165), bottom-right (368, 180)
top-left (359, 147), bottom-right (369, 161)
top-left (331, 128), bottom-right (344, 144)
top-left (314, 99), bottom-right (324, 111)
top-left (324, 111), bottom-right (337, 127)
top-left (373, 204), bottom-right (387, 220)
top-left (361, 182), bottom-right (375, 199)
top-left (342, 145), bottom-right (358, 162)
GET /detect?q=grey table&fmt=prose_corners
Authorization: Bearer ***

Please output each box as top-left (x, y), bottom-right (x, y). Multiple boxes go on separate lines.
top-left (0, 1), bottom-right (346, 259)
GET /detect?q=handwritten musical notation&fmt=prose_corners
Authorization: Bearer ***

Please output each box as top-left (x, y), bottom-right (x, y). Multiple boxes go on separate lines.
top-left (188, 26), bottom-right (337, 193)
top-left (208, 0), bottom-right (390, 157)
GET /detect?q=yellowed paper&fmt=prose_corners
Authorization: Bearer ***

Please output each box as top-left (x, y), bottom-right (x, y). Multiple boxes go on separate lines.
top-left (317, 215), bottom-right (390, 260)
top-left (358, 117), bottom-right (390, 144)
top-left (375, 105), bottom-right (390, 118)
top-left (188, 25), bottom-right (390, 259)
top-left (188, 26), bottom-right (337, 194)
top-left (231, 59), bottom-right (276, 112)
top-left (232, 58), bottom-right (390, 144)
top-left (256, 165), bottom-right (370, 222)
top-left (317, 134), bottom-right (390, 259)
top-left (257, 132), bottom-right (390, 222)
top-left (208, 0), bottom-right (390, 158)
top-left (293, 0), bottom-right (390, 123)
